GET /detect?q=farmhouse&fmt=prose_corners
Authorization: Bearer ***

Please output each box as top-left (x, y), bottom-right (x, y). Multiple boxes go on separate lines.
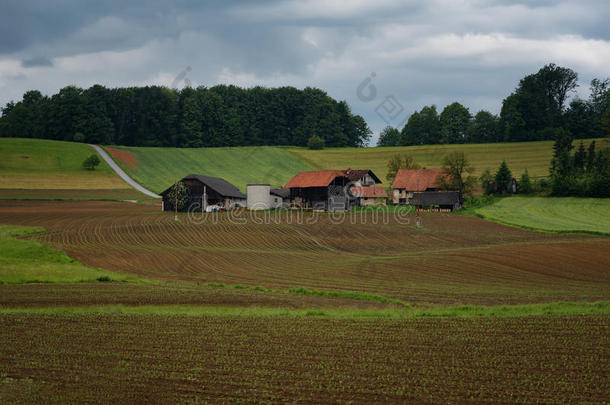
top-left (350, 186), bottom-right (388, 206)
top-left (343, 168), bottom-right (382, 187)
top-left (391, 168), bottom-right (460, 211)
top-left (284, 170), bottom-right (351, 211)
top-left (160, 174), bottom-right (246, 211)
top-left (342, 168), bottom-right (387, 207)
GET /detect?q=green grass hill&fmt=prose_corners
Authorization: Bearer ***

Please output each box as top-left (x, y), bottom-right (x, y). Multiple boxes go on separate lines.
top-left (109, 138), bottom-right (607, 192)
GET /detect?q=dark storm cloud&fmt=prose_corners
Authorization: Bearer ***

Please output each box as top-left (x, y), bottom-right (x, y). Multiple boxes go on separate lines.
top-left (0, 0), bottom-right (609, 144)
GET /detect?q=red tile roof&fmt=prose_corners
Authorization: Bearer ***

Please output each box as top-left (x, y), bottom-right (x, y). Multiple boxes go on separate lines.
top-left (284, 170), bottom-right (348, 188)
top-left (391, 169), bottom-right (444, 191)
top-left (350, 186), bottom-right (388, 198)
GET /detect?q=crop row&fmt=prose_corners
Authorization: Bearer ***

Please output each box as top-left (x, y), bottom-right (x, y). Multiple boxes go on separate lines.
top-left (0, 313), bottom-right (608, 403)
top-left (0, 200), bottom-right (609, 305)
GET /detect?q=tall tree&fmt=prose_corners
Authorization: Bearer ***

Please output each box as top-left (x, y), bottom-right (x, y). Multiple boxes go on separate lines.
top-left (494, 160), bottom-right (513, 194)
top-left (469, 110), bottom-right (500, 143)
top-left (386, 154), bottom-right (420, 182)
top-left (437, 151), bottom-right (477, 198)
top-left (377, 126), bottom-right (400, 147)
top-left (400, 105), bottom-right (440, 146)
top-left (440, 102), bottom-right (471, 144)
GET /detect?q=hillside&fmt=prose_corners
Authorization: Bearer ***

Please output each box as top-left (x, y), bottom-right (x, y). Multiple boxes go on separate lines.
top-left (109, 138), bottom-right (608, 192)
top-left (0, 138), bottom-right (149, 201)
top-left (105, 145), bottom-right (313, 193)
top-left (475, 196), bottom-right (610, 235)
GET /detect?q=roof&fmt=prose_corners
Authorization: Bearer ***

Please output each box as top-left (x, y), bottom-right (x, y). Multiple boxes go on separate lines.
top-left (412, 191), bottom-right (460, 206)
top-left (270, 188), bottom-right (290, 198)
top-left (343, 169), bottom-right (382, 184)
top-left (350, 186), bottom-right (388, 198)
top-left (284, 170), bottom-right (348, 188)
top-left (161, 174), bottom-right (246, 198)
top-left (392, 169), bottom-right (444, 191)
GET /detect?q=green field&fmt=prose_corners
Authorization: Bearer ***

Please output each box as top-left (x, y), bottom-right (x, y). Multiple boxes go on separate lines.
top-left (110, 138), bottom-right (608, 192)
top-left (475, 196), bottom-right (610, 235)
top-left (0, 138), bottom-right (131, 190)
top-left (0, 225), bottom-right (140, 284)
top-left (108, 145), bottom-right (313, 193)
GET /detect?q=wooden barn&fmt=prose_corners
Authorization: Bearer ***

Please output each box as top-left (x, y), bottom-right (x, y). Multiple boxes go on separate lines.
top-left (284, 170), bottom-right (350, 211)
top-left (391, 168), bottom-right (460, 211)
top-left (160, 174), bottom-right (246, 212)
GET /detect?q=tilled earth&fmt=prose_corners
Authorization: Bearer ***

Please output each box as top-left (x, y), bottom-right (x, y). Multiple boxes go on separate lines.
top-left (0, 314), bottom-right (607, 404)
top-left (1, 200), bottom-right (609, 305)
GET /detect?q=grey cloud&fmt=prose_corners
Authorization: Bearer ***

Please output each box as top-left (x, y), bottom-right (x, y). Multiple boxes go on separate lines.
top-left (0, 0), bottom-right (609, 145)
top-left (21, 56), bottom-right (53, 67)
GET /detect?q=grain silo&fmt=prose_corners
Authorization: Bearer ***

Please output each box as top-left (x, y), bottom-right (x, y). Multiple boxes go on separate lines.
top-left (246, 184), bottom-right (271, 210)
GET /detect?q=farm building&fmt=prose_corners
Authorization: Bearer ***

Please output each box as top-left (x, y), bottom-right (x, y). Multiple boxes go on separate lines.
top-left (391, 169), bottom-right (460, 211)
top-left (350, 186), bottom-right (388, 206)
top-left (247, 184), bottom-right (271, 210)
top-left (343, 168), bottom-right (386, 206)
top-left (343, 168), bottom-right (382, 187)
top-left (270, 188), bottom-right (290, 209)
top-left (160, 174), bottom-right (246, 212)
top-left (284, 170), bottom-right (351, 211)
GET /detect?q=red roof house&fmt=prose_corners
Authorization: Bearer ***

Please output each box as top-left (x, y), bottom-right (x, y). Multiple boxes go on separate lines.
top-left (391, 169), bottom-right (444, 191)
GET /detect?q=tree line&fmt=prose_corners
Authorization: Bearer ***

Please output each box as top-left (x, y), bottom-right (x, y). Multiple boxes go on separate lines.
top-left (378, 63), bottom-right (610, 146)
top-left (0, 85), bottom-right (371, 148)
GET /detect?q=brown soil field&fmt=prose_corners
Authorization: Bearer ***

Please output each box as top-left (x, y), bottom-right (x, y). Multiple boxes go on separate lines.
top-left (0, 283), bottom-right (394, 310)
top-left (0, 313), bottom-right (607, 403)
top-left (1, 200), bottom-right (609, 305)
top-left (105, 147), bottom-right (138, 170)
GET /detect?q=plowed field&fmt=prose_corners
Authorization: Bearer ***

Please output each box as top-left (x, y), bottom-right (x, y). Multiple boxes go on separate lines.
top-left (1, 200), bottom-right (608, 305)
top-left (0, 313), bottom-right (607, 403)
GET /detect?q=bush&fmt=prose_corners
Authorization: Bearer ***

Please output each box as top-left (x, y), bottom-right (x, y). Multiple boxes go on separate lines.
top-left (479, 168), bottom-right (495, 195)
top-left (518, 169), bottom-right (532, 194)
top-left (307, 134), bottom-right (325, 150)
top-left (82, 154), bottom-right (101, 170)
top-left (494, 160), bottom-right (512, 194)
top-left (462, 194), bottom-right (496, 209)
top-left (166, 181), bottom-right (190, 211)
top-left (73, 132), bottom-right (85, 142)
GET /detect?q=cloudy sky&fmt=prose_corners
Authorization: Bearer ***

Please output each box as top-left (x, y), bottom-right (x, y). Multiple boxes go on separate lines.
top-left (1, 0), bottom-right (609, 144)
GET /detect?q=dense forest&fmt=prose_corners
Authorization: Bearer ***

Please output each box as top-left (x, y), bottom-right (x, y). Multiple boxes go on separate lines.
top-left (0, 85), bottom-right (371, 148)
top-left (378, 64), bottom-right (610, 146)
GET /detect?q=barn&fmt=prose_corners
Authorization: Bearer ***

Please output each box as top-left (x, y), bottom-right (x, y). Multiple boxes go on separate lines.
top-left (270, 188), bottom-right (290, 209)
top-left (284, 170), bottom-right (351, 211)
top-left (160, 174), bottom-right (246, 212)
top-left (391, 168), bottom-right (460, 211)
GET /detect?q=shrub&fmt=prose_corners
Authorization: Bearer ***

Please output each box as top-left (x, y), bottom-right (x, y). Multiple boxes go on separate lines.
top-left (307, 134), bottom-right (325, 150)
top-left (73, 132), bottom-right (85, 142)
top-left (494, 160), bottom-right (512, 194)
top-left (479, 168), bottom-right (495, 195)
top-left (518, 169), bottom-right (532, 194)
top-left (82, 154), bottom-right (101, 170)
top-left (166, 181), bottom-right (190, 211)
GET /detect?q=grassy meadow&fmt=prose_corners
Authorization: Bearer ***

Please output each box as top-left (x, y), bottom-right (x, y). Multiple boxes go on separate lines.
top-left (0, 224), bottom-right (140, 284)
top-left (107, 145), bottom-right (312, 193)
top-left (110, 138), bottom-right (608, 191)
top-left (0, 138), bottom-right (129, 189)
top-left (476, 196), bottom-right (610, 235)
